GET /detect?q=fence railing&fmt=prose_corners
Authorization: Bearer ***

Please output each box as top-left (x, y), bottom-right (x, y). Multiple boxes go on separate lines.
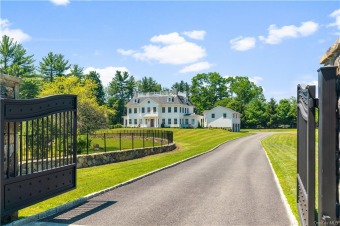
top-left (78, 130), bottom-right (174, 155)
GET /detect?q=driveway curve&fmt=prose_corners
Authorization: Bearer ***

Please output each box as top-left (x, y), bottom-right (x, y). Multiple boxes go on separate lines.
top-left (35, 132), bottom-right (292, 226)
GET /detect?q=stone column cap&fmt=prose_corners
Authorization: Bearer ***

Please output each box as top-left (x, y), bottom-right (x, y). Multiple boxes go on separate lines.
top-left (0, 74), bottom-right (22, 84)
top-left (320, 38), bottom-right (340, 66)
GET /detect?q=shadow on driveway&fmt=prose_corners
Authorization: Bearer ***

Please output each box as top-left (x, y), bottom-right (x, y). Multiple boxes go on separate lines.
top-left (41, 200), bottom-right (117, 224)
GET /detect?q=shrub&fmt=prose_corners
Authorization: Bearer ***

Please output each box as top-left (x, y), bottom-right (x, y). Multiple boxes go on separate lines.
top-left (77, 135), bottom-right (92, 154)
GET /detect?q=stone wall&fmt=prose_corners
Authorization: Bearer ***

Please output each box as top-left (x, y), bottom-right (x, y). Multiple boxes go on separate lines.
top-left (77, 143), bottom-right (176, 168)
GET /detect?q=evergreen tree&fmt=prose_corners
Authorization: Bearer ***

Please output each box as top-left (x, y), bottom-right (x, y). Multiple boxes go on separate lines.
top-left (107, 71), bottom-right (135, 124)
top-left (0, 35), bottom-right (35, 77)
top-left (69, 64), bottom-right (84, 80)
top-left (171, 80), bottom-right (190, 93)
top-left (84, 70), bottom-right (105, 105)
top-left (136, 76), bottom-right (162, 93)
top-left (39, 52), bottom-right (70, 82)
top-left (264, 98), bottom-right (278, 128)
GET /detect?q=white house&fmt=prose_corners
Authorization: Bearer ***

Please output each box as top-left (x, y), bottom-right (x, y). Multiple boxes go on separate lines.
top-left (203, 106), bottom-right (241, 131)
top-left (123, 90), bottom-right (204, 128)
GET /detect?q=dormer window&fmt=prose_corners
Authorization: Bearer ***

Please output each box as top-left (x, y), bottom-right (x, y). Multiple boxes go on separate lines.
top-left (134, 98), bottom-right (139, 103)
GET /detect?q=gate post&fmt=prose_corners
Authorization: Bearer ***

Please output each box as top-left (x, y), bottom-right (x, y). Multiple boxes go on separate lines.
top-left (0, 75), bottom-right (21, 223)
top-left (318, 66), bottom-right (338, 224)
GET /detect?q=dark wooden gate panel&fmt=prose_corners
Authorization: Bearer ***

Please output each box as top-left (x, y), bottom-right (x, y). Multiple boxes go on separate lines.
top-left (0, 95), bottom-right (77, 217)
top-left (297, 84), bottom-right (316, 226)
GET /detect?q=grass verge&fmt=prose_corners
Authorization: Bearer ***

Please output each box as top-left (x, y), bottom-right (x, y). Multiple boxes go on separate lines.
top-left (261, 133), bottom-right (298, 220)
top-left (19, 128), bottom-right (249, 218)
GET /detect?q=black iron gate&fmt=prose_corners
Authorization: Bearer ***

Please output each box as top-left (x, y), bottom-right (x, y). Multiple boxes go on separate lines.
top-left (297, 84), bottom-right (316, 226)
top-left (0, 95), bottom-right (77, 217)
top-left (297, 66), bottom-right (339, 225)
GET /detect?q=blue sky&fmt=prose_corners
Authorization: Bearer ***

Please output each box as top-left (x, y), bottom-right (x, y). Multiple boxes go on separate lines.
top-left (1, 1), bottom-right (340, 101)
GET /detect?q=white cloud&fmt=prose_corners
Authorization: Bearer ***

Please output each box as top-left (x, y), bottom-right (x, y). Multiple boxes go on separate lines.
top-left (150, 32), bottom-right (186, 44)
top-left (0, 18), bottom-right (30, 43)
top-left (249, 76), bottom-right (263, 84)
top-left (117, 49), bottom-right (136, 56)
top-left (182, 30), bottom-right (206, 40)
top-left (179, 61), bottom-right (213, 73)
top-left (118, 32), bottom-right (206, 65)
top-left (50, 0), bottom-right (70, 6)
top-left (84, 66), bottom-right (129, 87)
top-left (328, 9), bottom-right (340, 30)
top-left (230, 36), bottom-right (256, 51)
top-left (259, 21), bottom-right (319, 44)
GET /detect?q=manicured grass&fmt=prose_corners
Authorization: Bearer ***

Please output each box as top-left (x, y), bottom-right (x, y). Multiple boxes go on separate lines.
top-left (261, 133), bottom-right (298, 220)
top-left (242, 128), bottom-right (297, 133)
top-left (19, 128), bottom-right (249, 218)
top-left (262, 130), bottom-right (319, 224)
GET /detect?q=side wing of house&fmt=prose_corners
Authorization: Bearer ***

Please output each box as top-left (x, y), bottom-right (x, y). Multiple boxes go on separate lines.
top-left (204, 106), bottom-right (233, 129)
top-left (203, 106), bottom-right (241, 131)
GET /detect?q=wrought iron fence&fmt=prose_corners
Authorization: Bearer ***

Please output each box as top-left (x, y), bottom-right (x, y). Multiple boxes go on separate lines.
top-left (0, 95), bottom-right (77, 217)
top-left (78, 130), bottom-right (174, 155)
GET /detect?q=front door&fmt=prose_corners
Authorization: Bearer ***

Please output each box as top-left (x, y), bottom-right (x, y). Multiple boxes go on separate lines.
top-left (150, 119), bottom-right (155, 127)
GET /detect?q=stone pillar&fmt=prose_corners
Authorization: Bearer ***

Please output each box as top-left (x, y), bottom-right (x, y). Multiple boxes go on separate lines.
top-left (0, 74), bottom-right (21, 223)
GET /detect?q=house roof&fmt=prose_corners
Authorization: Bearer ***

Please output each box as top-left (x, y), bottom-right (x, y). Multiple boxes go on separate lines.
top-left (183, 113), bottom-right (204, 119)
top-left (203, 106), bottom-right (241, 115)
top-left (126, 95), bottom-right (194, 107)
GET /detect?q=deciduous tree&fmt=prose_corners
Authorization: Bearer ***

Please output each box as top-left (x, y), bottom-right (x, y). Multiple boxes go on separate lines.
top-left (243, 98), bottom-right (266, 128)
top-left (190, 72), bottom-right (228, 114)
top-left (39, 76), bottom-right (114, 133)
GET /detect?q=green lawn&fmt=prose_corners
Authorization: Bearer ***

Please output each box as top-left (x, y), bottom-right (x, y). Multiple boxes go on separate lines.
top-left (19, 128), bottom-right (249, 218)
top-left (242, 128), bottom-right (297, 133)
top-left (261, 133), bottom-right (298, 220)
top-left (261, 130), bottom-right (320, 225)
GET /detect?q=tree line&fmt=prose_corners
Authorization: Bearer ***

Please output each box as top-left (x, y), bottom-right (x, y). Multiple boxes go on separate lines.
top-left (0, 35), bottom-right (296, 130)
